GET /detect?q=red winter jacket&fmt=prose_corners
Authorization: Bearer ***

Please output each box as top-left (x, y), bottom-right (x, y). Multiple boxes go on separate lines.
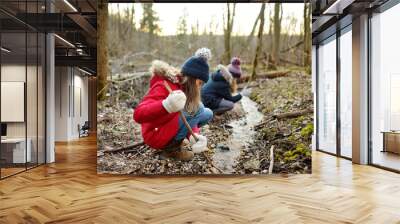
top-left (133, 61), bottom-right (182, 150)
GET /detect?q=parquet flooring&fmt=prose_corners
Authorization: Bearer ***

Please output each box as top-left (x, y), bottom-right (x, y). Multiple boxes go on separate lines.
top-left (1, 135), bottom-right (400, 223)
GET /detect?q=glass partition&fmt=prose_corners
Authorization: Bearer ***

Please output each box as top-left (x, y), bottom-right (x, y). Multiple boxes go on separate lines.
top-left (339, 27), bottom-right (352, 158)
top-left (0, 1), bottom-right (46, 179)
top-left (1, 31), bottom-right (28, 177)
top-left (38, 32), bottom-right (45, 165)
top-left (371, 4), bottom-right (400, 171)
top-left (317, 35), bottom-right (337, 154)
top-left (27, 31), bottom-right (38, 169)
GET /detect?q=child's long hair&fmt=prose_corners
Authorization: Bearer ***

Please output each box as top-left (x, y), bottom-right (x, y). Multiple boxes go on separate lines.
top-left (230, 79), bottom-right (238, 93)
top-left (180, 75), bottom-right (200, 115)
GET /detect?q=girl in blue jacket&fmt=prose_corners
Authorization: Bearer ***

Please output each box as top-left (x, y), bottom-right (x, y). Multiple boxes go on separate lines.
top-left (201, 62), bottom-right (242, 115)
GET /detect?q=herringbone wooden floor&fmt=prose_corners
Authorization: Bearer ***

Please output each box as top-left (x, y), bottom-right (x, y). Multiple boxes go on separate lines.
top-left (1, 136), bottom-right (400, 224)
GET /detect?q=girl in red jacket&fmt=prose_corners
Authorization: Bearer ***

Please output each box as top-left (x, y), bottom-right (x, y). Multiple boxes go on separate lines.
top-left (133, 48), bottom-right (213, 161)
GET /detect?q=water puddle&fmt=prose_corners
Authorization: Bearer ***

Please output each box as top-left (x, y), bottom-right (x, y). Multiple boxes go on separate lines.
top-left (212, 93), bottom-right (264, 173)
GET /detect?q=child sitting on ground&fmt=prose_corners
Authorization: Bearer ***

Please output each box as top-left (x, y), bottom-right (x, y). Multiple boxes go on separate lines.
top-left (133, 48), bottom-right (213, 161)
top-left (201, 57), bottom-right (243, 115)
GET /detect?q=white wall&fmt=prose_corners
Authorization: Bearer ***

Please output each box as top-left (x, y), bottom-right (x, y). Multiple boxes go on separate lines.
top-left (1, 65), bottom-right (27, 138)
top-left (55, 66), bottom-right (69, 141)
top-left (54, 67), bottom-right (89, 141)
top-left (1, 63), bottom-right (46, 164)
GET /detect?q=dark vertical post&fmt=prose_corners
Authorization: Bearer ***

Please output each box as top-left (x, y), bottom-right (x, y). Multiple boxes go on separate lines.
top-left (25, 0), bottom-right (28, 171)
top-left (315, 45), bottom-right (319, 151)
top-left (367, 10), bottom-right (372, 164)
top-left (336, 26), bottom-right (341, 157)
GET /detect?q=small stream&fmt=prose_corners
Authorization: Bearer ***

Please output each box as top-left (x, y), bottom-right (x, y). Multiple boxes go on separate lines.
top-left (212, 93), bottom-right (264, 173)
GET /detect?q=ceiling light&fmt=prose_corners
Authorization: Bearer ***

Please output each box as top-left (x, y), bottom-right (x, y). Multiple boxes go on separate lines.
top-left (63, 0), bottom-right (78, 12)
top-left (323, 0), bottom-right (355, 15)
top-left (54, 34), bottom-right (75, 48)
top-left (78, 67), bottom-right (93, 76)
top-left (1, 47), bottom-right (11, 53)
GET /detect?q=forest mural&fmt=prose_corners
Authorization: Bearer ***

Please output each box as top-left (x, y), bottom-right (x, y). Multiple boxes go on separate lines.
top-left (97, 2), bottom-right (313, 175)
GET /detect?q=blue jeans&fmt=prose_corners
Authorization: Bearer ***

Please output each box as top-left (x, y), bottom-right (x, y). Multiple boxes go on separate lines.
top-left (174, 103), bottom-right (213, 140)
top-left (213, 99), bottom-right (235, 115)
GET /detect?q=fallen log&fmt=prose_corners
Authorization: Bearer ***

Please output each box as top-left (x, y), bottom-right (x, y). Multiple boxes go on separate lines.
top-left (103, 142), bottom-right (145, 154)
top-left (237, 83), bottom-right (259, 90)
top-left (239, 70), bottom-right (290, 83)
top-left (272, 108), bottom-right (313, 120)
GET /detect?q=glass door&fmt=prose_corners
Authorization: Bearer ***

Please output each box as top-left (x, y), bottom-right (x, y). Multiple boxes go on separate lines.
top-left (317, 35), bottom-right (337, 154)
top-left (370, 3), bottom-right (400, 171)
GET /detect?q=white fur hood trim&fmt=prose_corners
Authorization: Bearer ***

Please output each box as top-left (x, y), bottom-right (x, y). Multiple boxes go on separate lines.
top-left (217, 64), bottom-right (233, 84)
top-left (150, 60), bottom-right (180, 83)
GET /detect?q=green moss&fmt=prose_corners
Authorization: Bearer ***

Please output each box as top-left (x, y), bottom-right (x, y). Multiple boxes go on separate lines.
top-left (118, 92), bottom-right (131, 101)
top-left (283, 143), bottom-right (311, 162)
top-left (287, 135), bottom-right (297, 142)
top-left (262, 127), bottom-right (278, 140)
top-left (290, 116), bottom-right (305, 128)
top-left (250, 92), bottom-right (263, 105)
top-left (294, 143), bottom-right (311, 157)
top-left (300, 123), bottom-right (314, 139)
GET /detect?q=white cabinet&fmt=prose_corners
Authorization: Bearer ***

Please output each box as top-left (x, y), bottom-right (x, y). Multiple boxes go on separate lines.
top-left (1, 138), bottom-right (32, 163)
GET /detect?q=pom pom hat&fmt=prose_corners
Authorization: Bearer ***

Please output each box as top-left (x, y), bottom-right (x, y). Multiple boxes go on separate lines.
top-left (228, 57), bottom-right (242, 79)
top-left (181, 48), bottom-right (212, 83)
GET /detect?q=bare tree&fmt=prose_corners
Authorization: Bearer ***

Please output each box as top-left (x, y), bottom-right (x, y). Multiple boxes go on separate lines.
top-left (98, 0), bottom-right (109, 101)
top-left (272, 3), bottom-right (282, 66)
top-left (116, 4), bottom-right (121, 37)
top-left (223, 3), bottom-right (236, 64)
top-left (303, 2), bottom-right (311, 67)
top-left (251, 3), bottom-right (266, 79)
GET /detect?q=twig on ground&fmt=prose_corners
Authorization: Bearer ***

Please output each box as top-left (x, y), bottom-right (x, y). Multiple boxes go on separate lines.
top-left (254, 117), bottom-right (274, 130)
top-left (268, 145), bottom-right (275, 174)
top-left (103, 142), bottom-right (145, 154)
top-left (203, 152), bottom-right (224, 174)
top-left (164, 81), bottom-right (224, 174)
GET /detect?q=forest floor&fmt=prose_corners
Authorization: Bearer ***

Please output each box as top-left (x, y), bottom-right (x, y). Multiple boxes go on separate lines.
top-left (97, 69), bottom-right (312, 175)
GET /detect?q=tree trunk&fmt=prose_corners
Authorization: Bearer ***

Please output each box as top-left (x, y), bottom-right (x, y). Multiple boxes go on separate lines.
top-left (303, 3), bottom-right (311, 67)
top-left (223, 3), bottom-right (236, 64)
top-left (116, 3), bottom-right (121, 37)
top-left (97, 0), bottom-right (109, 101)
top-left (272, 3), bottom-right (282, 66)
top-left (251, 3), bottom-right (266, 80)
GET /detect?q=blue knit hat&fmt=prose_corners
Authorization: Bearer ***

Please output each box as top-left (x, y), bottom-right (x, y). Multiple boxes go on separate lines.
top-left (181, 48), bottom-right (211, 83)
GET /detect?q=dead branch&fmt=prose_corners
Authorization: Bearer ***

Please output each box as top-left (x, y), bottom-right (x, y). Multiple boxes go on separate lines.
top-left (280, 41), bottom-right (304, 53)
top-left (254, 117), bottom-right (274, 130)
top-left (203, 152), bottom-right (224, 174)
top-left (103, 142), bottom-right (145, 154)
top-left (163, 81), bottom-right (223, 174)
top-left (272, 108), bottom-right (313, 120)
